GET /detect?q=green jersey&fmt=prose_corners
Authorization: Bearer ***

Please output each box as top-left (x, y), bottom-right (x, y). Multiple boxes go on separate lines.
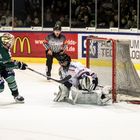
top-left (0, 37), bottom-right (18, 71)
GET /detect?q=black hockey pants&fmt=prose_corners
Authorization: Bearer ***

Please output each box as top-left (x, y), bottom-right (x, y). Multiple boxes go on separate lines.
top-left (46, 51), bottom-right (61, 76)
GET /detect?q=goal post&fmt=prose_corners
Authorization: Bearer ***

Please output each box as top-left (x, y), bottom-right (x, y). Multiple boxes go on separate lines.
top-left (86, 35), bottom-right (140, 103)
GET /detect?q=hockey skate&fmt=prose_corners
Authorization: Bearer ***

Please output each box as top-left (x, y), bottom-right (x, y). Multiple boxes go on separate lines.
top-left (14, 95), bottom-right (24, 103)
top-left (100, 94), bottom-right (111, 105)
top-left (46, 72), bottom-right (51, 80)
top-left (100, 86), bottom-right (112, 105)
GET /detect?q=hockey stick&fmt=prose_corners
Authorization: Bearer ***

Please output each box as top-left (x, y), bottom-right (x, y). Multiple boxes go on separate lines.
top-left (27, 67), bottom-right (71, 83)
top-left (97, 85), bottom-right (104, 88)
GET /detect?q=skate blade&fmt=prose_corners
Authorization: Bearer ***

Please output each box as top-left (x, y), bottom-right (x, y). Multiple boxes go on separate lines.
top-left (15, 100), bottom-right (25, 104)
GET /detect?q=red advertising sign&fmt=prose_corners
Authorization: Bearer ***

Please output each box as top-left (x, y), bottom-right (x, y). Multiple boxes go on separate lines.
top-left (65, 33), bottom-right (78, 58)
top-left (11, 32), bottom-right (78, 59)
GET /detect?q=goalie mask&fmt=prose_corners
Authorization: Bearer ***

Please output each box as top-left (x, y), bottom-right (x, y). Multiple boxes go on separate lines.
top-left (79, 75), bottom-right (96, 91)
top-left (58, 53), bottom-right (71, 68)
top-left (1, 33), bottom-right (15, 49)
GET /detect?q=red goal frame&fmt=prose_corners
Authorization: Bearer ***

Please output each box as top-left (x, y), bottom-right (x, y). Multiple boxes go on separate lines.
top-left (86, 36), bottom-right (117, 103)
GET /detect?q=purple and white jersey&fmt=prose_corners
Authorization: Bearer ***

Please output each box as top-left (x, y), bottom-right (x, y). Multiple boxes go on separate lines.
top-left (59, 62), bottom-right (92, 88)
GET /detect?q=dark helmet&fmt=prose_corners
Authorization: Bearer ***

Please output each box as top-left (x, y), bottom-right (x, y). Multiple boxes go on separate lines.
top-left (53, 24), bottom-right (61, 31)
top-left (58, 53), bottom-right (71, 67)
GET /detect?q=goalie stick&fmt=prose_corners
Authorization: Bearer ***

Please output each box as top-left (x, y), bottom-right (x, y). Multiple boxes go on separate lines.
top-left (27, 67), bottom-right (71, 83)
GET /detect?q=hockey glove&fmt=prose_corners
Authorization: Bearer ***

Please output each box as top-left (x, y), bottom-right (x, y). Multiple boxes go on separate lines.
top-left (43, 42), bottom-right (50, 50)
top-left (18, 61), bottom-right (28, 70)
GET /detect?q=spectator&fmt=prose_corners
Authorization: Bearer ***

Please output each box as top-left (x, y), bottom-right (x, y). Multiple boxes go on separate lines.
top-left (17, 20), bottom-right (24, 27)
top-left (109, 21), bottom-right (115, 28)
top-left (83, 15), bottom-right (90, 27)
top-left (0, 16), bottom-right (7, 26)
top-left (120, 17), bottom-right (127, 28)
top-left (24, 15), bottom-right (32, 27)
top-left (32, 17), bottom-right (41, 26)
top-left (44, 12), bottom-right (54, 27)
top-left (125, 20), bottom-right (132, 29)
top-left (75, 1), bottom-right (91, 18)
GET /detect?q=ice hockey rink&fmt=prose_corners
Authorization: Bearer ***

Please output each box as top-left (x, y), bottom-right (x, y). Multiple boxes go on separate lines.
top-left (0, 63), bottom-right (140, 140)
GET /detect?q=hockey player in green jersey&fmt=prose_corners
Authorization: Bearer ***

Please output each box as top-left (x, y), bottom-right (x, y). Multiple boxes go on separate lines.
top-left (0, 33), bottom-right (27, 103)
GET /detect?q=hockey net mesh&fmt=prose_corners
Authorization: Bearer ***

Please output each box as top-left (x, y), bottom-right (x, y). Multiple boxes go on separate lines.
top-left (86, 36), bottom-right (140, 103)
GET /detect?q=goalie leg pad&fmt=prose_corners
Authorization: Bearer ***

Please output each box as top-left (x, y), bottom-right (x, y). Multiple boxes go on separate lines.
top-left (54, 84), bottom-right (70, 102)
top-left (71, 87), bottom-right (111, 105)
top-left (71, 87), bottom-right (100, 104)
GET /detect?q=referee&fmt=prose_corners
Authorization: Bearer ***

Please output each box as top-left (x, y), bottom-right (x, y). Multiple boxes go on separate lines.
top-left (43, 24), bottom-right (68, 79)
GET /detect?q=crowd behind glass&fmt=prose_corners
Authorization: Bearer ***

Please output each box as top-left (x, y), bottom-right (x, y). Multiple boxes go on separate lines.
top-left (0, 0), bottom-right (139, 29)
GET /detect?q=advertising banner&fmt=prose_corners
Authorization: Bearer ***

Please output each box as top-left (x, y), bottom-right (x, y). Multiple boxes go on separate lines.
top-left (11, 32), bottom-right (78, 59)
top-left (11, 32), bottom-right (46, 58)
top-left (130, 40), bottom-right (140, 60)
top-left (80, 34), bottom-right (140, 62)
top-left (81, 36), bottom-right (98, 58)
top-left (81, 35), bottom-right (112, 59)
top-left (65, 33), bottom-right (78, 59)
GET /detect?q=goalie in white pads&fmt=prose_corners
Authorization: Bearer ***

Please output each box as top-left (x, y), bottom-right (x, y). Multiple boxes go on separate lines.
top-left (54, 53), bottom-right (111, 105)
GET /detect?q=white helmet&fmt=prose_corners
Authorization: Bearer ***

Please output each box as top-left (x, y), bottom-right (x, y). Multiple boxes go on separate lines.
top-left (79, 75), bottom-right (94, 91)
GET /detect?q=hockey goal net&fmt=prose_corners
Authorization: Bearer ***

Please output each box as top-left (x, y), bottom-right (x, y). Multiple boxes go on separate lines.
top-left (86, 36), bottom-right (140, 104)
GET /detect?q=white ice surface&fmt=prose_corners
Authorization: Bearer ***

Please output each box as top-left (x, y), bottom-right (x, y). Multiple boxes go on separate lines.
top-left (0, 64), bottom-right (140, 140)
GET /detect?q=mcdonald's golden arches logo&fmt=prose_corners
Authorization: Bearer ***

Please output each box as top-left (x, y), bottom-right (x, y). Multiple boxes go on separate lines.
top-left (13, 37), bottom-right (31, 53)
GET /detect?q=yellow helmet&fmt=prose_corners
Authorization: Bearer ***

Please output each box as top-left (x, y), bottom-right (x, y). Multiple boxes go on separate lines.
top-left (1, 33), bottom-right (15, 49)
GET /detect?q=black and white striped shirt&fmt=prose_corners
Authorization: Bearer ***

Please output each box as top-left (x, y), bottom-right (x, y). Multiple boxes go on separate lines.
top-left (43, 33), bottom-right (67, 53)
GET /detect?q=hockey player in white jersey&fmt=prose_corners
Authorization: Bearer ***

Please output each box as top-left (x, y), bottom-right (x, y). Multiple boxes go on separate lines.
top-left (54, 53), bottom-right (111, 105)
